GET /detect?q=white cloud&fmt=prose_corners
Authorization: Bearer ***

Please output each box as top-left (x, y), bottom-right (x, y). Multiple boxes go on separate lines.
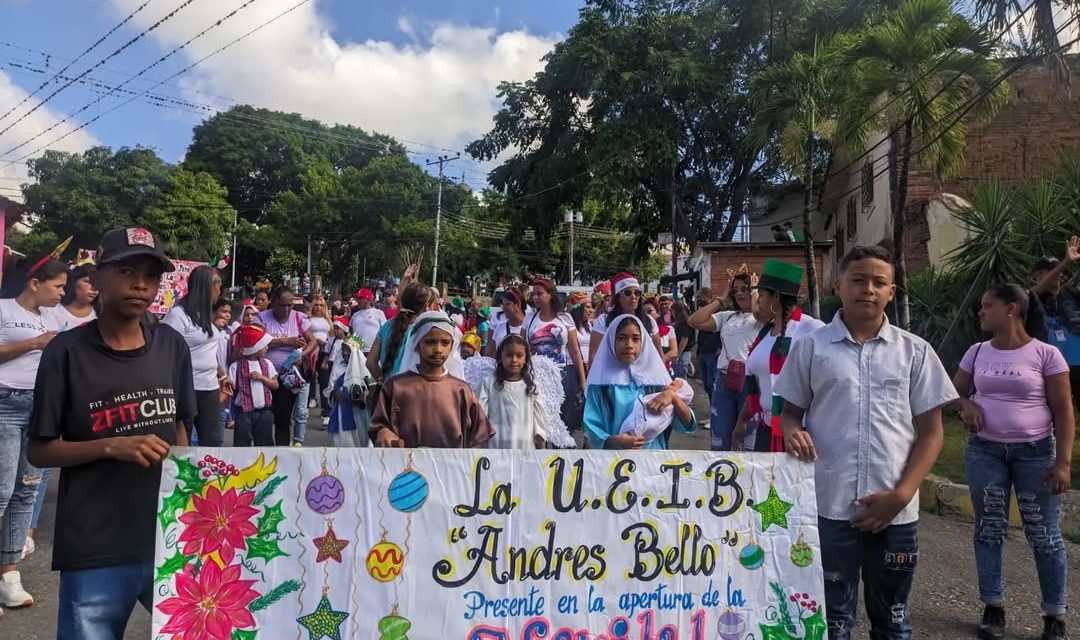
top-left (0, 70), bottom-right (100, 191)
top-left (108, 0), bottom-right (559, 154)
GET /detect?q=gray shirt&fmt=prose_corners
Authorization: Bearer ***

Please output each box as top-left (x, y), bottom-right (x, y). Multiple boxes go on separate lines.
top-left (774, 313), bottom-right (958, 525)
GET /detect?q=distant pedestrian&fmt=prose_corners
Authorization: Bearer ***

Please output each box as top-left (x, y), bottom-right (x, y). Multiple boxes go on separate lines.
top-left (256, 286), bottom-right (317, 446)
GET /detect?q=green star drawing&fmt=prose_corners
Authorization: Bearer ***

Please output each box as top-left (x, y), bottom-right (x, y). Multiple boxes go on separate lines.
top-left (297, 593), bottom-right (349, 640)
top-left (752, 484), bottom-right (793, 531)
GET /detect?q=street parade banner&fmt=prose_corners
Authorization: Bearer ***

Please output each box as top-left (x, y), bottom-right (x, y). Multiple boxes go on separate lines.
top-left (153, 448), bottom-right (825, 640)
top-left (149, 259), bottom-right (205, 315)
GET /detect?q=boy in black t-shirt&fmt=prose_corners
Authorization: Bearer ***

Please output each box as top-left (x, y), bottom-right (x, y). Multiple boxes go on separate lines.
top-left (28, 228), bottom-right (195, 640)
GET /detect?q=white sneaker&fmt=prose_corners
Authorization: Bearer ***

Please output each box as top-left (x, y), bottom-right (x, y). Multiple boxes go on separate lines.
top-left (321, 417), bottom-right (330, 426)
top-left (0, 571), bottom-right (33, 608)
top-left (21, 536), bottom-right (34, 560)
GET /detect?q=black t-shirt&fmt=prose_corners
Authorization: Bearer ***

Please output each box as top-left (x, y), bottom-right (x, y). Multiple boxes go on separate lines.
top-left (30, 320), bottom-right (196, 571)
top-left (675, 319), bottom-right (691, 348)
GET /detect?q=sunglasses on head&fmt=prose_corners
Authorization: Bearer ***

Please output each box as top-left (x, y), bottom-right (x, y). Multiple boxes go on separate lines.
top-left (621, 289), bottom-right (642, 298)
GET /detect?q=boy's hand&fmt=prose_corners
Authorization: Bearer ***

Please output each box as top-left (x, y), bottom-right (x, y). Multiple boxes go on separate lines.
top-left (374, 428), bottom-right (404, 448)
top-left (1047, 461), bottom-right (1071, 495)
top-left (606, 434), bottom-right (645, 449)
top-left (104, 435), bottom-right (170, 468)
top-left (851, 491), bottom-right (909, 533)
top-left (785, 429), bottom-right (817, 461)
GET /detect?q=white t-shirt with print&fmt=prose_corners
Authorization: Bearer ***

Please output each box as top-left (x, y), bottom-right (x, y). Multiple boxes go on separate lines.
top-left (349, 308), bottom-right (386, 353)
top-left (491, 319), bottom-right (526, 349)
top-left (711, 310), bottom-right (764, 369)
top-left (163, 306), bottom-right (221, 391)
top-left (524, 312), bottom-right (576, 366)
top-left (49, 305), bottom-right (96, 332)
top-left (0, 299), bottom-right (59, 389)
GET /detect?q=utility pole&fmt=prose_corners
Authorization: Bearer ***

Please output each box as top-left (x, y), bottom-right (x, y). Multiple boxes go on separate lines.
top-left (306, 235), bottom-right (312, 279)
top-left (564, 210), bottom-right (582, 284)
top-left (230, 209), bottom-right (238, 291)
top-left (426, 153), bottom-right (460, 285)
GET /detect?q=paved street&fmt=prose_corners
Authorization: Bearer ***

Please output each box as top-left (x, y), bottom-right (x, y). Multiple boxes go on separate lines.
top-left (4, 394), bottom-right (1078, 638)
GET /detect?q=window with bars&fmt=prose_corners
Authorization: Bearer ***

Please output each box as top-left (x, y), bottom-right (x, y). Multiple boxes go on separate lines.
top-left (846, 198), bottom-right (858, 241)
top-left (862, 160), bottom-right (874, 210)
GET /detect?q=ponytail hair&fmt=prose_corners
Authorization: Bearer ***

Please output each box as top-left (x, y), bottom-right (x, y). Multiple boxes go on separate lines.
top-left (776, 293), bottom-right (799, 339)
top-left (986, 283), bottom-right (1047, 341)
top-left (0, 256), bottom-right (67, 298)
top-left (381, 282), bottom-right (432, 374)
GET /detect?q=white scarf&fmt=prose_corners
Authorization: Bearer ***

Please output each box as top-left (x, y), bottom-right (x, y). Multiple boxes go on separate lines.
top-left (586, 314), bottom-right (671, 388)
top-left (397, 311), bottom-right (465, 380)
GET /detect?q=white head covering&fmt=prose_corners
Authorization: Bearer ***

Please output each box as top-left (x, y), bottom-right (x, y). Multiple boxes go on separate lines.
top-left (397, 311), bottom-right (465, 380)
top-left (586, 313), bottom-right (671, 387)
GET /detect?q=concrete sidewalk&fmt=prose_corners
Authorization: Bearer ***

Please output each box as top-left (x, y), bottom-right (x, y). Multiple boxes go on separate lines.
top-left (4, 410), bottom-right (1078, 638)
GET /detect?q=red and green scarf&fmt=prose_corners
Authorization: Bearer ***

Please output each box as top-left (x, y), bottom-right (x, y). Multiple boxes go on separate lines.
top-left (745, 307), bottom-right (803, 452)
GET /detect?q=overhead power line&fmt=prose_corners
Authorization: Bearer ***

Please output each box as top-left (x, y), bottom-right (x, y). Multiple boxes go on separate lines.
top-left (0, 0), bottom-right (197, 139)
top-left (0, 0), bottom-right (157, 127)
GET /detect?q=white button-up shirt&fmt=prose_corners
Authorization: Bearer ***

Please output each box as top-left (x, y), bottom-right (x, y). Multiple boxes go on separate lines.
top-left (774, 313), bottom-right (958, 525)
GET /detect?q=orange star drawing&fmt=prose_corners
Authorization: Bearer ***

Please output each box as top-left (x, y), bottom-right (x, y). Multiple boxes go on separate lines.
top-left (313, 524), bottom-right (350, 563)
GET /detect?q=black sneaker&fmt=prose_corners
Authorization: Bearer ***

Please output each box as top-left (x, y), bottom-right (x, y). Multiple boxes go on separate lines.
top-left (1042, 616), bottom-right (1068, 640)
top-left (977, 605), bottom-right (1005, 640)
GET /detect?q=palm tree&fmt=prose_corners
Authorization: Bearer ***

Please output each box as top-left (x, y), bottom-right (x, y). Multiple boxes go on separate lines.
top-left (973, 0), bottom-right (1079, 83)
top-left (750, 34), bottom-right (854, 317)
top-left (840, 0), bottom-right (1009, 328)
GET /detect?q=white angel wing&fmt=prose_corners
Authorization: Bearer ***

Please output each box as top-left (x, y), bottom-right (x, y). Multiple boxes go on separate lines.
top-left (530, 355), bottom-right (575, 449)
top-left (463, 356), bottom-right (497, 396)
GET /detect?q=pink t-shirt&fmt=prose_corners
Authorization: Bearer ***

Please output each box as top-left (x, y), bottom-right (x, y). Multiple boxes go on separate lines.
top-left (960, 339), bottom-right (1069, 443)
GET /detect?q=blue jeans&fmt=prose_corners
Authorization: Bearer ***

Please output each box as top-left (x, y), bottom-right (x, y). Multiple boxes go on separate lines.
top-left (0, 389), bottom-right (41, 565)
top-left (966, 435), bottom-right (1068, 615)
top-left (291, 382), bottom-right (309, 444)
top-left (672, 351), bottom-right (690, 379)
top-left (698, 352), bottom-right (718, 401)
top-left (709, 379), bottom-right (744, 451)
top-left (31, 467), bottom-right (53, 529)
top-left (58, 562), bottom-right (153, 640)
top-left (819, 517), bottom-right (919, 640)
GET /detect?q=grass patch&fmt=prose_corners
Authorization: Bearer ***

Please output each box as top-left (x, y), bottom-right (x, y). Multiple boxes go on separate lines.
top-left (933, 415), bottom-right (1080, 491)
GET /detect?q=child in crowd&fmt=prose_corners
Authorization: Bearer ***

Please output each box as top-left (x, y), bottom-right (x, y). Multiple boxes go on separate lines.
top-left (460, 330), bottom-right (481, 360)
top-left (774, 246), bottom-right (958, 640)
top-left (370, 311), bottom-right (492, 448)
top-left (583, 314), bottom-right (696, 450)
top-left (229, 325), bottom-right (278, 447)
top-left (951, 284), bottom-right (1073, 640)
top-left (478, 334), bottom-right (547, 449)
top-left (28, 227), bottom-right (195, 639)
top-left (326, 334), bottom-right (373, 447)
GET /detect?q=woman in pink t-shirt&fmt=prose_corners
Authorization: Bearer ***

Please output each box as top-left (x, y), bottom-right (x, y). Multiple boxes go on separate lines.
top-left (951, 283), bottom-right (1074, 640)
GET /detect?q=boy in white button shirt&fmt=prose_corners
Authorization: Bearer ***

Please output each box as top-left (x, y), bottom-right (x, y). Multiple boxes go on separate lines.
top-left (774, 246), bottom-right (958, 640)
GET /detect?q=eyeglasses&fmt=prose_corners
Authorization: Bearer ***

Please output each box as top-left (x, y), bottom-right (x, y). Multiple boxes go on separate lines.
top-left (621, 289), bottom-right (643, 298)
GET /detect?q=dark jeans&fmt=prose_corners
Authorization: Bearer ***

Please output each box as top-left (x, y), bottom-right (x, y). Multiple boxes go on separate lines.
top-left (820, 517), bottom-right (919, 640)
top-left (233, 408), bottom-right (275, 447)
top-left (317, 352), bottom-right (331, 417)
top-left (189, 389), bottom-right (223, 447)
top-left (271, 385), bottom-right (297, 446)
top-left (58, 562), bottom-right (153, 640)
top-left (698, 352), bottom-right (718, 401)
top-left (560, 366), bottom-right (583, 438)
top-left (966, 435), bottom-right (1068, 615)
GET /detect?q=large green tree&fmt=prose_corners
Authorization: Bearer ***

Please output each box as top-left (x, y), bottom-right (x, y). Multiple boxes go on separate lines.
top-left (840, 0), bottom-right (1008, 328)
top-left (22, 146), bottom-right (234, 259)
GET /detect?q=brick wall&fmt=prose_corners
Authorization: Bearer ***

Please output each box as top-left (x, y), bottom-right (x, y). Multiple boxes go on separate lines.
top-left (704, 243), bottom-right (832, 299)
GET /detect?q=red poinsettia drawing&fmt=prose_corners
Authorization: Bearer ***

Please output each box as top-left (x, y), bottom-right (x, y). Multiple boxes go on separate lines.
top-left (157, 560), bottom-right (259, 640)
top-left (177, 485), bottom-right (259, 564)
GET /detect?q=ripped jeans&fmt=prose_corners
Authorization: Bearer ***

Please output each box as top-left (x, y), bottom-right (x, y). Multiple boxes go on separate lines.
top-left (966, 435), bottom-right (1068, 616)
top-left (0, 389), bottom-right (41, 566)
top-left (819, 517), bottom-right (918, 640)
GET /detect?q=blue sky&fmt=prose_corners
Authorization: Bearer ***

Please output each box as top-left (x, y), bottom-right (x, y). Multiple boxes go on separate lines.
top-left (0, 0), bottom-right (581, 189)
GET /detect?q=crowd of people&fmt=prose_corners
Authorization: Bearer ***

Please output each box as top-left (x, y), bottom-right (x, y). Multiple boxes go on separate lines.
top-left (0, 224), bottom-right (1075, 640)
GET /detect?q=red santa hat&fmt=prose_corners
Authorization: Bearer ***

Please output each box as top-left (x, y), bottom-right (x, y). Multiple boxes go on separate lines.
top-left (611, 272), bottom-right (641, 295)
top-left (593, 280), bottom-right (612, 295)
top-left (235, 324), bottom-right (272, 356)
top-left (333, 316), bottom-right (349, 332)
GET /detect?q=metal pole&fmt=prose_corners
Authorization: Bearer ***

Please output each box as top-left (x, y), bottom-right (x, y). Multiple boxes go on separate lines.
top-left (306, 235), bottom-right (312, 278)
top-left (433, 161), bottom-right (444, 285)
top-left (230, 209), bottom-right (238, 291)
top-left (569, 215), bottom-right (574, 285)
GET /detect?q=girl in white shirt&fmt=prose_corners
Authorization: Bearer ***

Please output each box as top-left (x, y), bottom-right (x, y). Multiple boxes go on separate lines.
top-left (163, 267), bottom-right (230, 446)
top-left (50, 264), bottom-right (97, 331)
top-left (479, 334), bottom-right (547, 449)
top-left (0, 257), bottom-right (65, 610)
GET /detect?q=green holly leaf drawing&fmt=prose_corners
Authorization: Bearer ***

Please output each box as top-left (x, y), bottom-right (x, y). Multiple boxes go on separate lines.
top-left (231, 629), bottom-right (258, 640)
top-left (246, 536), bottom-right (288, 563)
top-left (155, 548), bottom-right (194, 584)
top-left (801, 609), bottom-right (827, 640)
top-left (256, 500), bottom-right (286, 537)
top-left (172, 455), bottom-right (206, 495)
top-left (252, 476), bottom-right (286, 506)
top-left (249, 579), bottom-right (302, 612)
top-left (158, 485), bottom-right (191, 532)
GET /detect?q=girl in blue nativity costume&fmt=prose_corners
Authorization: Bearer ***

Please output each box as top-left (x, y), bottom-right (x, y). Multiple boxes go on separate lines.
top-left (583, 314), bottom-right (696, 450)
top-left (324, 332), bottom-right (374, 447)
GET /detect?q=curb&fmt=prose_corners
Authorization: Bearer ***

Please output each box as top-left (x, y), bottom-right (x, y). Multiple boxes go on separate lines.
top-left (920, 473), bottom-right (1080, 542)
